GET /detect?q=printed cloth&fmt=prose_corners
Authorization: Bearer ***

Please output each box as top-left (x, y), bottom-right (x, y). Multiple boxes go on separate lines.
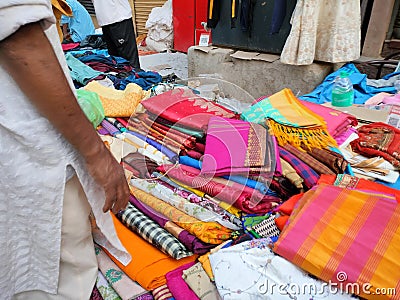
top-left (129, 195), bottom-right (214, 255)
top-left (84, 81), bottom-right (148, 117)
top-left (241, 88), bottom-right (337, 151)
top-left (140, 88), bottom-right (238, 132)
top-left (318, 174), bottom-right (400, 203)
top-left (158, 164), bottom-right (280, 214)
top-left (278, 147), bottom-right (319, 189)
top-left (165, 262), bottom-right (199, 300)
top-left (96, 270), bottom-right (122, 300)
top-left (105, 214), bottom-right (197, 290)
top-left (119, 204), bottom-right (193, 260)
top-left (282, 143), bottom-right (335, 175)
top-left (350, 122), bottom-right (400, 168)
top-left (95, 244), bottom-right (147, 300)
top-left (130, 178), bottom-right (237, 229)
top-left (201, 116), bottom-right (275, 176)
top-left (90, 284), bottom-right (104, 300)
top-left (182, 262), bottom-right (221, 300)
top-left (210, 238), bottom-right (352, 300)
top-left (154, 172), bottom-right (242, 229)
top-left (274, 184), bottom-right (400, 300)
top-left (129, 188), bottom-right (232, 244)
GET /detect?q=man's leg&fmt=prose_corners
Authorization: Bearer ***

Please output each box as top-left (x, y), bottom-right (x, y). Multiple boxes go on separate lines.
top-left (13, 175), bottom-right (98, 300)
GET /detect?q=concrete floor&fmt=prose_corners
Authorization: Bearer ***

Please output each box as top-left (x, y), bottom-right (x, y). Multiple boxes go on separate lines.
top-left (139, 52), bottom-right (188, 80)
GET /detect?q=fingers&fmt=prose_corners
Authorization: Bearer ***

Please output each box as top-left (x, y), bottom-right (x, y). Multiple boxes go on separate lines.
top-left (102, 174), bottom-right (130, 214)
top-left (112, 181), bottom-right (130, 214)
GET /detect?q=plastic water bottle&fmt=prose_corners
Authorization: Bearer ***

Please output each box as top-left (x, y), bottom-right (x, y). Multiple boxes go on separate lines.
top-left (331, 71), bottom-right (354, 107)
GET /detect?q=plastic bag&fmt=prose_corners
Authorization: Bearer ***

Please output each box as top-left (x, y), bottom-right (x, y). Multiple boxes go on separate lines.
top-left (76, 89), bottom-right (105, 127)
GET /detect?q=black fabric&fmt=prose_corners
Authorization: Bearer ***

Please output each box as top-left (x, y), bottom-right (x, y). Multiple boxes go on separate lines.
top-left (79, 34), bottom-right (107, 49)
top-left (102, 18), bottom-right (141, 69)
top-left (207, 0), bottom-right (221, 29)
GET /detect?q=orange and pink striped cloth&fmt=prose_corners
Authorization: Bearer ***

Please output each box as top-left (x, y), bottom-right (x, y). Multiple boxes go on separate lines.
top-left (274, 184), bottom-right (400, 299)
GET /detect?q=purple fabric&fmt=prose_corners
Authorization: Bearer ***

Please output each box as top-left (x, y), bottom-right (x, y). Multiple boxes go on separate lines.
top-left (129, 195), bottom-right (214, 254)
top-left (166, 262), bottom-right (199, 300)
top-left (135, 293), bottom-right (154, 300)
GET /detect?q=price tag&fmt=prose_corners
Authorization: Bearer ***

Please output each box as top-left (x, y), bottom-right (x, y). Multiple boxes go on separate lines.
top-left (198, 33), bottom-right (210, 46)
top-left (386, 105), bottom-right (400, 128)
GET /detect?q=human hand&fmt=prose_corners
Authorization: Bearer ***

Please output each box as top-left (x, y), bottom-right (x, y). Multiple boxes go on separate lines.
top-left (85, 147), bottom-right (130, 214)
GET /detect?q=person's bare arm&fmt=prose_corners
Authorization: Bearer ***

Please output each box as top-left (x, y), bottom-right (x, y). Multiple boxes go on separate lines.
top-left (0, 22), bottom-right (129, 213)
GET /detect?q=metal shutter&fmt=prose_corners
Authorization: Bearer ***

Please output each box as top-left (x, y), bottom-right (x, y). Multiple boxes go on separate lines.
top-left (134, 0), bottom-right (166, 35)
top-left (77, 0), bottom-right (96, 16)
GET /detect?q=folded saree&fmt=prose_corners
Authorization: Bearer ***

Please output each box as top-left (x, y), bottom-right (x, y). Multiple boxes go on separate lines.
top-left (282, 143), bottom-right (335, 175)
top-left (307, 147), bottom-right (348, 174)
top-left (278, 146), bottom-right (319, 189)
top-left (119, 204), bottom-right (193, 260)
top-left (300, 100), bottom-right (358, 138)
top-left (318, 174), bottom-right (400, 202)
top-left (130, 178), bottom-right (239, 230)
top-left (274, 184), bottom-right (400, 299)
top-left (153, 172), bottom-right (242, 229)
top-left (201, 116), bottom-right (275, 176)
top-left (104, 214), bottom-right (197, 290)
top-left (351, 122), bottom-right (400, 168)
top-left (166, 262), bottom-right (199, 300)
top-left (140, 88), bottom-right (239, 131)
top-left (158, 164), bottom-right (280, 214)
top-left (94, 244), bottom-right (147, 300)
top-left (129, 195), bottom-right (215, 254)
top-left (241, 88), bottom-right (337, 151)
top-left (129, 187), bottom-right (232, 244)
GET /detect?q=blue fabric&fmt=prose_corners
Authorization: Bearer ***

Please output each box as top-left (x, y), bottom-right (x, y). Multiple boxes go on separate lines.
top-left (126, 130), bottom-right (178, 163)
top-left (60, 0), bottom-right (95, 42)
top-left (116, 71), bottom-right (163, 91)
top-left (376, 177), bottom-right (400, 189)
top-left (179, 155), bottom-right (278, 196)
top-left (68, 49), bottom-right (110, 57)
top-left (76, 53), bottom-right (131, 66)
top-left (64, 53), bottom-right (103, 85)
top-left (299, 63), bottom-right (398, 105)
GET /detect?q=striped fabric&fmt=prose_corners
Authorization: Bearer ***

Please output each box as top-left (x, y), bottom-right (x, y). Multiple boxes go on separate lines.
top-left (274, 184), bottom-right (400, 300)
top-left (278, 146), bottom-right (320, 189)
top-left (120, 204), bottom-right (193, 260)
top-left (152, 284), bottom-right (174, 300)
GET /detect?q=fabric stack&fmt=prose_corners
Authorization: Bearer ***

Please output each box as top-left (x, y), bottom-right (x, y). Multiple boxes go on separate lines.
top-left (62, 39), bottom-right (400, 299)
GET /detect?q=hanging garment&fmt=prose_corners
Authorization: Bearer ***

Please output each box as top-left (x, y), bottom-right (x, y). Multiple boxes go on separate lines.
top-left (207, 0), bottom-right (221, 28)
top-left (269, 0), bottom-right (286, 34)
top-left (280, 0), bottom-right (360, 65)
top-left (240, 0), bottom-right (256, 35)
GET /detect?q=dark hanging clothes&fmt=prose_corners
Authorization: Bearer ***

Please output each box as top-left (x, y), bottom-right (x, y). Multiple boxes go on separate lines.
top-left (231, 0), bottom-right (239, 28)
top-left (270, 0), bottom-right (287, 34)
top-left (207, 0), bottom-right (221, 28)
top-left (240, 0), bottom-right (256, 36)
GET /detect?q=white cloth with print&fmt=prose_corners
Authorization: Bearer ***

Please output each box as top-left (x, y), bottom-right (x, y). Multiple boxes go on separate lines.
top-left (209, 239), bottom-right (353, 300)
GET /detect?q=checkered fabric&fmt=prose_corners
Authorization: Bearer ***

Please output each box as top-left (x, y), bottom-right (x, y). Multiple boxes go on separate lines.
top-left (120, 204), bottom-right (193, 260)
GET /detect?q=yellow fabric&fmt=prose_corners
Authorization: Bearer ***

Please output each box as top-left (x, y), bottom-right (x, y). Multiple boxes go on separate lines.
top-left (51, 0), bottom-right (72, 42)
top-left (84, 81), bottom-right (150, 117)
top-left (130, 188), bottom-right (232, 244)
top-left (279, 158), bottom-right (304, 189)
